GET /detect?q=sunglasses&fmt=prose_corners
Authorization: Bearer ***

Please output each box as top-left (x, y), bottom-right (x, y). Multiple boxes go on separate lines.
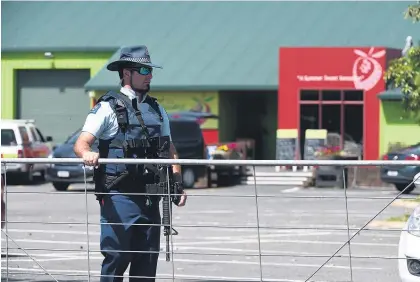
top-left (133, 67), bottom-right (153, 75)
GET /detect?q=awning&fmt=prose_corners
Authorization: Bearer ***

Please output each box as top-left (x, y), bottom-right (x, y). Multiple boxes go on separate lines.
top-left (377, 88), bottom-right (403, 100)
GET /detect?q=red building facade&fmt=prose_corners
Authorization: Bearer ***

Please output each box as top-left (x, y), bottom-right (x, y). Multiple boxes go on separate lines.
top-left (278, 47), bottom-right (401, 160)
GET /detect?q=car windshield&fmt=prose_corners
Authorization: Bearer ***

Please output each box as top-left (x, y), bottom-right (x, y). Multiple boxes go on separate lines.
top-left (1, 129), bottom-right (17, 146)
top-left (64, 130), bottom-right (100, 146)
top-left (170, 121), bottom-right (202, 142)
top-left (400, 143), bottom-right (420, 155)
top-left (65, 130), bottom-right (82, 144)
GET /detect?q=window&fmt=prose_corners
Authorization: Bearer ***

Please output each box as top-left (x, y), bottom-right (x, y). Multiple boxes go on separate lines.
top-left (30, 127), bottom-right (39, 142)
top-left (321, 90), bottom-right (341, 101)
top-left (401, 143), bottom-right (420, 155)
top-left (35, 128), bottom-right (46, 142)
top-left (18, 126), bottom-right (30, 144)
top-left (64, 129), bottom-right (98, 146)
top-left (300, 90), bottom-right (319, 101)
top-left (66, 131), bottom-right (82, 144)
top-left (344, 90), bottom-right (363, 101)
top-left (1, 129), bottom-right (17, 146)
top-left (170, 121), bottom-right (203, 142)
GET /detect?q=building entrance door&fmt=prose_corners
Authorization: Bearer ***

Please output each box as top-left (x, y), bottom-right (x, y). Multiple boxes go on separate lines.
top-left (299, 89), bottom-right (364, 159)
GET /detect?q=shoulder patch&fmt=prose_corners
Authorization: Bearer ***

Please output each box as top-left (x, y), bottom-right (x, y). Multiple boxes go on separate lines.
top-left (89, 103), bottom-right (101, 114)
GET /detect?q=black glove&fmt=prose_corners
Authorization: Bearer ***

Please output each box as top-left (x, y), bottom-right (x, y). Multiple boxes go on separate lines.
top-left (172, 172), bottom-right (184, 206)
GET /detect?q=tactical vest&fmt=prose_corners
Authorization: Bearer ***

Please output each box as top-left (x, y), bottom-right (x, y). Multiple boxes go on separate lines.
top-left (93, 91), bottom-right (170, 197)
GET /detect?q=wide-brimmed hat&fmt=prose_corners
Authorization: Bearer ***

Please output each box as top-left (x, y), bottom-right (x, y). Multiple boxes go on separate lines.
top-left (106, 45), bottom-right (162, 71)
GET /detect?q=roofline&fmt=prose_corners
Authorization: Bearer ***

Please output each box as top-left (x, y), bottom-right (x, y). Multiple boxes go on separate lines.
top-left (1, 46), bottom-right (118, 53)
top-left (377, 87), bottom-right (403, 101)
top-left (377, 96), bottom-right (402, 101)
top-left (84, 84), bottom-right (278, 92)
top-left (2, 45), bottom-right (400, 54)
top-left (377, 94), bottom-right (403, 101)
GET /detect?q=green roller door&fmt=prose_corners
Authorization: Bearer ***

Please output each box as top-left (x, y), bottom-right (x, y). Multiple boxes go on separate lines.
top-left (17, 69), bottom-right (91, 144)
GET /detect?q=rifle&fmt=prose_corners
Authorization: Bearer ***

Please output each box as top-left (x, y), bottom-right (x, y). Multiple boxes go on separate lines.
top-left (160, 165), bottom-right (183, 262)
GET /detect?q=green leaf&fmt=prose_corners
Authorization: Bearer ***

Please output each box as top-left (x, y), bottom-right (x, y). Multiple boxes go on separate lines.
top-left (415, 73), bottom-right (420, 87)
top-left (404, 2), bottom-right (420, 22)
top-left (384, 30), bottom-right (420, 122)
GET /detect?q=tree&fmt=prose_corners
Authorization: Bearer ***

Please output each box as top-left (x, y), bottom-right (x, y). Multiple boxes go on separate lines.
top-left (384, 1), bottom-right (420, 114)
top-left (405, 1), bottom-right (420, 22)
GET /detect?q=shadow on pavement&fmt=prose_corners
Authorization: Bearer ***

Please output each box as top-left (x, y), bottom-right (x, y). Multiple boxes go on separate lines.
top-left (4, 175), bottom-right (46, 186)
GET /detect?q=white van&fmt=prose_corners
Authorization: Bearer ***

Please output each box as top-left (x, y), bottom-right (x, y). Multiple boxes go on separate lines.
top-left (1, 119), bottom-right (53, 183)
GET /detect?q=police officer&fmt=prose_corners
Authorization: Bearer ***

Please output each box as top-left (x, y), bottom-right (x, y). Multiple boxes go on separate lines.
top-left (74, 45), bottom-right (187, 282)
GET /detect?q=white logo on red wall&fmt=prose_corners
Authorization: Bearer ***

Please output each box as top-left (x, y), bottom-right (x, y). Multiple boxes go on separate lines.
top-left (352, 48), bottom-right (385, 91)
top-left (296, 47), bottom-right (386, 91)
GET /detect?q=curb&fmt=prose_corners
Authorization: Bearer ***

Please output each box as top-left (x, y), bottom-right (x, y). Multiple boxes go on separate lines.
top-left (368, 220), bottom-right (405, 229)
top-left (391, 199), bottom-right (419, 209)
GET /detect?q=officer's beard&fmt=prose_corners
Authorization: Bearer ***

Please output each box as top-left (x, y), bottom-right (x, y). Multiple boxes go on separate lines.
top-left (132, 84), bottom-right (150, 101)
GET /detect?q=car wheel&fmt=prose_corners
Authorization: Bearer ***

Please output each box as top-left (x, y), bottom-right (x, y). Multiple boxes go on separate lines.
top-left (207, 168), bottom-right (213, 188)
top-left (22, 166), bottom-right (34, 184)
top-left (395, 183), bottom-right (415, 194)
top-left (39, 170), bottom-right (46, 181)
top-left (53, 182), bottom-right (70, 191)
top-left (216, 175), bottom-right (230, 187)
top-left (216, 170), bottom-right (234, 187)
top-left (182, 168), bottom-right (195, 188)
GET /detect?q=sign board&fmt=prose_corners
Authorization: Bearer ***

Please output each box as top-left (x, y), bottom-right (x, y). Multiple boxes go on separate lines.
top-left (275, 129), bottom-right (299, 160)
top-left (303, 129), bottom-right (327, 160)
top-left (153, 92), bottom-right (219, 129)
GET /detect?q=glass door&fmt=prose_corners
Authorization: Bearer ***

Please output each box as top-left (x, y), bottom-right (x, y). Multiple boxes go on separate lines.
top-left (299, 89), bottom-right (364, 155)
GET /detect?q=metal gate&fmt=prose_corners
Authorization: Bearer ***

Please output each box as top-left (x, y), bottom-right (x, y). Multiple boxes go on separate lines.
top-left (1, 158), bottom-right (419, 282)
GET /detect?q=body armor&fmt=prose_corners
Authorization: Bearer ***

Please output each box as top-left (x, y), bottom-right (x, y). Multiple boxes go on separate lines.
top-left (93, 91), bottom-right (170, 200)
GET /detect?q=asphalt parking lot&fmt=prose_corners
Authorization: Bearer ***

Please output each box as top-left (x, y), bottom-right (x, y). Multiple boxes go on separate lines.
top-left (1, 180), bottom-right (418, 282)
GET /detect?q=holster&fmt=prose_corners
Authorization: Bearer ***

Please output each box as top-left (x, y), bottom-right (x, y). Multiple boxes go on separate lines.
top-left (93, 166), bottom-right (106, 201)
top-left (94, 168), bottom-right (130, 199)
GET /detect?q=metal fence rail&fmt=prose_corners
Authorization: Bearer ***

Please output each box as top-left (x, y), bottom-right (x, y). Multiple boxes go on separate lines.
top-left (1, 158), bottom-right (420, 282)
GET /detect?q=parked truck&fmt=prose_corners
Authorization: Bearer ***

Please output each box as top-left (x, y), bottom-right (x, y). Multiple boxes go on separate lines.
top-left (169, 111), bottom-right (254, 187)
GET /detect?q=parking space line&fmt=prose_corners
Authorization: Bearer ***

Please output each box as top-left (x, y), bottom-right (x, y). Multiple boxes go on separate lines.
top-left (0, 267), bottom-right (350, 282)
top-left (2, 235), bottom-right (397, 248)
top-left (5, 228), bottom-right (101, 235)
top-left (2, 256), bottom-right (382, 270)
top-left (282, 187), bottom-right (302, 193)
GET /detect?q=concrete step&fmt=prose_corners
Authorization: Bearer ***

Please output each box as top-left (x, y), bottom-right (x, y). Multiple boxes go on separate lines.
top-left (241, 170), bottom-right (314, 186)
top-left (240, 167), bottom-right (314, 186)
top-left (241, 179), bottom-right (306, 186)
top-left (248, 171), bottom-right (314, 177)
top-left (243, 176), bottom-right (310, 181)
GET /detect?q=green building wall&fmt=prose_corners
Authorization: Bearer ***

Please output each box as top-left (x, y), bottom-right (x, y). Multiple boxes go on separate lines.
top-left (379, 101), bottom-right (420, 157)
top-left (1, 52), bottom-right (113, 118)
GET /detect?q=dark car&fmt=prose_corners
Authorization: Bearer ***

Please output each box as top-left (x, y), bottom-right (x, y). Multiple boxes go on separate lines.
top-left (45, 130), bottom-right (97, 191)
top-left (47, 112), bottom-right (210, 191)
top-left (168, 112), bottom-right (210, 188)
top-left (380, 143), bottom-right (420, 194)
